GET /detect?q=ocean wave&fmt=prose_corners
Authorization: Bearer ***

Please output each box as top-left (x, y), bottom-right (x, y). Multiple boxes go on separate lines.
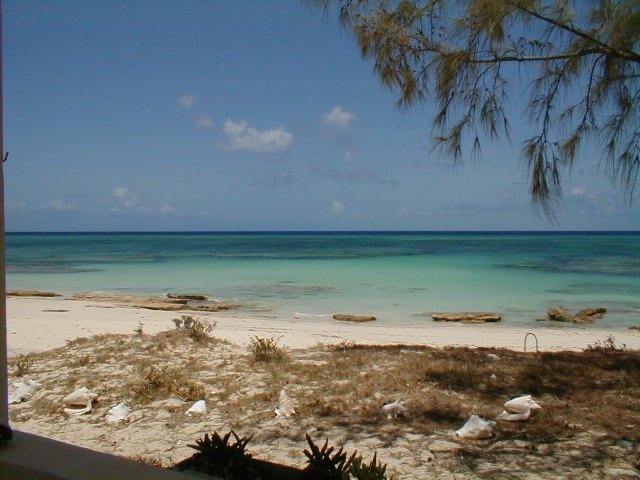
top-left (293, 312), bottom-right (328, 319)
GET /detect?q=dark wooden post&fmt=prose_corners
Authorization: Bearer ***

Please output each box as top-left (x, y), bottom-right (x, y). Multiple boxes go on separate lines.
top-left (0, 0), bottom-right (10, 439)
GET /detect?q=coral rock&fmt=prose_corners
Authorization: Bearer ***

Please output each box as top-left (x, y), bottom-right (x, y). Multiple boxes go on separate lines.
top-left (431, 313), bottom-right (501, 323)
top-left (333, 313), bottom-right (376, 322)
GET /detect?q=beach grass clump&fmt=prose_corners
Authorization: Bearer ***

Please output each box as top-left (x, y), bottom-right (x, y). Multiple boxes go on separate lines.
top-left (131, 365), bottom-right (205, 404)
top-left (584, 335), bottom-right (626, 352)
top-left (248, 336), bottom-right (288, 363)
top-left (173, 315), bottom-right (216, 342)
top-left (71, 354), bottom-right (91, 367)
top-left (9, 354), bottom-right (35, 377)
top-left (133, 321), bottom-right (145, 336)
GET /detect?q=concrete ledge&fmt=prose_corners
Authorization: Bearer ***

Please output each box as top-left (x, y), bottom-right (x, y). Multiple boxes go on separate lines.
top-left (0, 430), bottom-right (213, 480)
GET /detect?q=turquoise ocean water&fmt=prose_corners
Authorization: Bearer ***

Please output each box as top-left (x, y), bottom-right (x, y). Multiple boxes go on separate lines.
top-left (6, 232), bottom-right (640, 329)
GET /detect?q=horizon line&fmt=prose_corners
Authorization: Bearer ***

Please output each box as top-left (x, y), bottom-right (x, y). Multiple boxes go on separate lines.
top-left (6, 229), bottom-right (640, 235)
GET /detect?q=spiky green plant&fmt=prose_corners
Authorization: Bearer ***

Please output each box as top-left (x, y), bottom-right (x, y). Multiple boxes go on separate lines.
top-left (349, 453), bottom-right (388, 480)
top-left (303, 434), bottom-right (355, 480)
top-left (185, 431), bottom-right (256, 480)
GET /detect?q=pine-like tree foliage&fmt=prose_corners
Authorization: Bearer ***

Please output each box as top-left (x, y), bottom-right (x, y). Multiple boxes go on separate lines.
top-left (310, 0), bottom-right (640, 215)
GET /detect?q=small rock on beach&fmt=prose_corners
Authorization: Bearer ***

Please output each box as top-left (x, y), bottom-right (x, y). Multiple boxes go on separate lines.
top-left (431, 312), bottom-right (501, 323)
top-left (8, 290), bottom-right (61, 297)
top-left (333, 313), bottom-right (377, 322)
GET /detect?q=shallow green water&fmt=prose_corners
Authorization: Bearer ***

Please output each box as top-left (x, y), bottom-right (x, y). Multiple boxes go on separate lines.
top-left (6, 232), bottom-right (640, 328)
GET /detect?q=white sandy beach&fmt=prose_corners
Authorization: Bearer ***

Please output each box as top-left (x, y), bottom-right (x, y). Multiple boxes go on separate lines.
top-left (7, 294), bottom-right (640, 479)
top-left (8, 296), bottom-right (640, 356)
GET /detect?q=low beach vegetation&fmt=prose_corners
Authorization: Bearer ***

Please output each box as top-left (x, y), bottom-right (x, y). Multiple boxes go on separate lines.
top-left (177, 430), bottom-right (394, 480)
top-left (8, 330), bottom-right (640, 477)
top-left (8, 353), bottom-right (35, 377)
top-left (173, 315), bottom-right (216, 342)
top-left (133, 321), bottom-right (145, 336)
top-left (585, 335), bottom-right (627, 352)
top-left (130, 365), bottom-right (207, 405)
top-left (248, 336), bottom-right (288, 363)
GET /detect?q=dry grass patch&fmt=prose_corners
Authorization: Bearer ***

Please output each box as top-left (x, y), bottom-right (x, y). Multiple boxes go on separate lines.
top-left (295, 343), bottom-right (640, 442)
top-left (8, 354), bottom-right (35, 377)
top-left (248, 336), bottom-right (288, 363)
top-left (129, 365), bottom-right (206, 405)
top-left (30, 396), bottom-right (63, 418)
top-left (127, 455), bottom-right (164, 467)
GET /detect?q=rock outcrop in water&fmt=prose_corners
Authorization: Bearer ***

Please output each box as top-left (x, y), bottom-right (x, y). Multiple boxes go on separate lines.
top-left (547, 307), bottom-right (606, 324)
top-left (7, 290), bottom-right (61, 297)
top-left (333, 313), bottom-right (377, 322)
top-left (547, 308), bottom-right (576, 323)
top-left (431, 312), bottom-right (501, 323)
top-left (167, 293), bottom-right (208, 301)
top-left (70, 293), bottom-right (240, 312)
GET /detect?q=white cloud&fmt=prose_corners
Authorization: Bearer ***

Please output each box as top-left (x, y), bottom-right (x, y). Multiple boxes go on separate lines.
top-left (160, 203), bottom-right (177, 214)
top-left (321, 106), bottom-right (356, 131)
top-left (178, 94), bottom-right (197, 109)
top-left (196, 114), bottom-right (214, 129)
top-left (42, 199), bottom-right (75, 211)
top-left (111, 187), bottom-right (179, 216)
top-left (113, 187), bottom-right (139, 209)
top-left (113, 187), bottom-right (127, 199)
top-left (331, 200), bottom-right (344, 214)
top-left (570, 186), bottom-right (587, 196)
top-left (222, 119), bottom-right (293, 153)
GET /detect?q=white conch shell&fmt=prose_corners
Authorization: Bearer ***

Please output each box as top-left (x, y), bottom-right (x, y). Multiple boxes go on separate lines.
top-left (504, 395), bottom-right (541, 414)
top-left (186, 400), bottom-right (207, 415)
top-left (497, 411), bottom-right (531, 422)
top-left (497, 395), bottom-right (542, 422)
top-left (456, 415), bottom-right (496, 439)
top-left (275, 389), bottom-right (296, 418)
top-left (9, 379), bottom-right (41, 404)
top-left (63, 387), bottom-right (97, 416)
top-left (105, 402), bottom-right (131, 422)
top-left (381, 401), bottom-right (406, 419)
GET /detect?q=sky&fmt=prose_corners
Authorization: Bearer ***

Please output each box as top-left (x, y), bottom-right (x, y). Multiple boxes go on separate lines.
top-left (4, 0), bottom-right (639, 231)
